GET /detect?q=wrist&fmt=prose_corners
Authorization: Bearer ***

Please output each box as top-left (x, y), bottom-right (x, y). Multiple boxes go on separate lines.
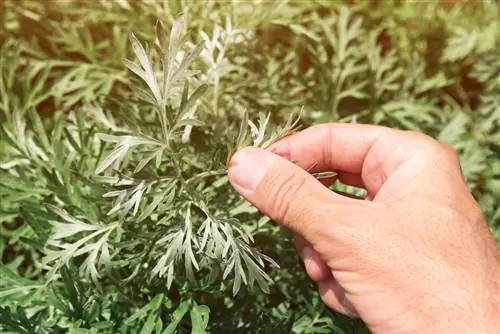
top-left (416, 256), bottom-right (499, 334)
top-left (453, 259), bottom-right (500, 333)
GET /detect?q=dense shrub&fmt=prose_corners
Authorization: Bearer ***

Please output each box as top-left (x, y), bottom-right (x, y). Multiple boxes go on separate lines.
top-left (0, 1), bottom-right (498, 333)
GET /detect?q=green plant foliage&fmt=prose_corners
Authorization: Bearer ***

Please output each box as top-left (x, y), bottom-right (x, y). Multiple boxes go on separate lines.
top-left (0, 1), bottom-right (499, 332)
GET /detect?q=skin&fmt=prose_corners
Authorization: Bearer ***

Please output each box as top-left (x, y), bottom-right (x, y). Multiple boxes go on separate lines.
top-left (227, 123), bottom-right (500, 334)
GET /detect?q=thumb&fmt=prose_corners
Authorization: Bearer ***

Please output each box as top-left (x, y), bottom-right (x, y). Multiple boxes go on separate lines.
top-left (228, 147), bottom-right (349, 240)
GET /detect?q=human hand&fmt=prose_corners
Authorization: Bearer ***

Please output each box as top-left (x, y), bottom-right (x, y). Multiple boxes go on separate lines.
top-left (227, 123), bottom-right (500, 334)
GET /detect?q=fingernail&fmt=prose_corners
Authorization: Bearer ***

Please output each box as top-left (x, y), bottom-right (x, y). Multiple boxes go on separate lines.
top-left (228, 149), bottom-right (268, 192)
top-left (268, 146), bottom-right (290, 160)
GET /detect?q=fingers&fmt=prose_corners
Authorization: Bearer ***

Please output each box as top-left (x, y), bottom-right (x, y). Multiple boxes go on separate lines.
top-left (294, 234), bottom-right (358, 318)
top-left (318, 277), bottom-right (359, 317)
top-left (228, 147), bottom-right (365, 243)
top-left (269, 123), bottom-right (437, 197)
top-left (294, 234), bottom-right (331, 282)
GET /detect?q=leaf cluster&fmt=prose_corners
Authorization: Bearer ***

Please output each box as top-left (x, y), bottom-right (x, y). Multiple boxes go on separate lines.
top-left (1, 1), bottom-right (499, 333)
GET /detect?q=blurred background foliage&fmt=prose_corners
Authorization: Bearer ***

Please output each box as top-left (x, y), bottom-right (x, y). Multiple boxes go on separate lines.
top-left (0, 0), bottom-right (499, 333)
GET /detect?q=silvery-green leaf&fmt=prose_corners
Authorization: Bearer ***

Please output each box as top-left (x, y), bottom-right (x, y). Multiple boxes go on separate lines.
top-left (95, 143), bottom-right (129, 174)
top-left (50, 221), bottom-right (100, 240)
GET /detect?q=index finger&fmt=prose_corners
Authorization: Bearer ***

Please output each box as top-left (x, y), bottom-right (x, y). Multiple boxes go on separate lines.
top-left (268, 123), bottom-right (432, 197)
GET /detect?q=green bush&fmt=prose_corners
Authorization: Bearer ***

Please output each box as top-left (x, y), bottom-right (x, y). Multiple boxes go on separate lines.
top-left (0, 1), bottom-right (499, 333)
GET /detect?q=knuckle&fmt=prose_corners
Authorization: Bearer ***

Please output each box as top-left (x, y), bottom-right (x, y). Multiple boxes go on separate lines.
top-left (439, 142), bottom-right (461, 164)
top-left (467, 201), bottom-right (487, 226)
top-left (403, 130), bottom-right (462, 164)
top-left (402, 129), bottom-right (433, 143)
top-left (361, 138), bottom-right (391, 182)
top-left (402, 130), bottom-right (439, 151)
